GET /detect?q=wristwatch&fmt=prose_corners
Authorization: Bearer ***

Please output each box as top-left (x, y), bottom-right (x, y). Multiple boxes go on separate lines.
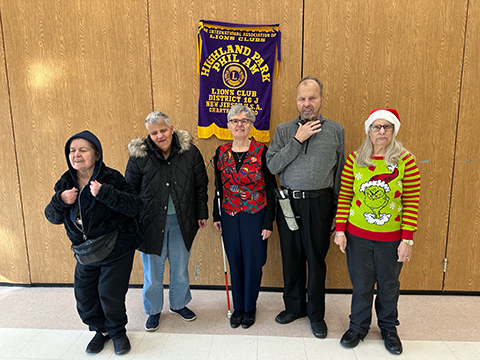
top-left (402, 239), bottom-right (414, 246)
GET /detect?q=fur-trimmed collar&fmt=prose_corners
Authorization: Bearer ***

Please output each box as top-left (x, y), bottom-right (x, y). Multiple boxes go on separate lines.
top-left (128, 129), bottom-right (193, 158)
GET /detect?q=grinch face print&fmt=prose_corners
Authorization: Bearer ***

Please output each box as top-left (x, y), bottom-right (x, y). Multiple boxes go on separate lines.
top-left (359, 164), bottom-right (399, 225)
top-left (363, 186), bottom-right (390, 224)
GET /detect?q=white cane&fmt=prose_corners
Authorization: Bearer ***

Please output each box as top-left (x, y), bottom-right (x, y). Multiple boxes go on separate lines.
top-left (218, 192), bottom-right (232, 319)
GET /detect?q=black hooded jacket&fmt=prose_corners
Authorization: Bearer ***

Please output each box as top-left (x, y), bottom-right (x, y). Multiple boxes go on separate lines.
top-left (44, 130), bottom-right (143, 262)
top-left (125, 129), bottom-right (208, 255)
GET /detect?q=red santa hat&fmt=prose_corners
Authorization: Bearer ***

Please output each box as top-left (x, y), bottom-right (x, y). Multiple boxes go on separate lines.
top-left (364, 108), bottom-right (401, 136)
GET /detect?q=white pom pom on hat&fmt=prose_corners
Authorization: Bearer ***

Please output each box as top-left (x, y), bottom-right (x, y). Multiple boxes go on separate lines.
top-left (364, 108), bottom-right (401, 136)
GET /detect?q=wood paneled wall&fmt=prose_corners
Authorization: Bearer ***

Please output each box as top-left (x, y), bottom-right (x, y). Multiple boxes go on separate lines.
top-left (0, 0), bottom-right (152, 283)
top-left (0, 9), bottom-right (30, 284)
top-left (445, 0), bottom-right (480, 291)
top-left (304, 0), bottom-right (468, 290)
top-left (0, 0), bottom-right (478, 291)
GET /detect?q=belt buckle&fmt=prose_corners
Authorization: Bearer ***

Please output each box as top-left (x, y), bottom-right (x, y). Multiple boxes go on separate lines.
top-left (292, 190), bottom-right (304, 199)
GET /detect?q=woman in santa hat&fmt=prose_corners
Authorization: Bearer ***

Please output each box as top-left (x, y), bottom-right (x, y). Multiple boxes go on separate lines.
top-left (334, 109), bottom-right (421, 355)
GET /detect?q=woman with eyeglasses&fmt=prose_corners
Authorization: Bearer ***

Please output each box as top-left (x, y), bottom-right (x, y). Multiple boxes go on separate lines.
top-left (213, 104), bottom-right (276, 329)
top-left (333, 109), bottom-right (421, 355)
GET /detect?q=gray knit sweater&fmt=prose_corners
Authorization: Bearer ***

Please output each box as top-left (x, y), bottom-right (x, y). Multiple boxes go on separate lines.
top-left (266, 115), bottom-right (345, 204)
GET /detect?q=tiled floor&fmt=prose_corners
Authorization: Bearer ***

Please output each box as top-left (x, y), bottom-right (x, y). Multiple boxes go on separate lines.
top-left (0, 286), bottom-right (479, 359)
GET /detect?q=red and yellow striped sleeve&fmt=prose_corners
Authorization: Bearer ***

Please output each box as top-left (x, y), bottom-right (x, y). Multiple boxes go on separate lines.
top-left (335, 152), bottom-right (357, 232)
top-left (400, 152), bottom-right (421, 240)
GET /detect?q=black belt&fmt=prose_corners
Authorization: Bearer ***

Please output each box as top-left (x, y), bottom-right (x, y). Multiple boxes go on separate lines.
top-left (286, 188), bottom-right (331, 199)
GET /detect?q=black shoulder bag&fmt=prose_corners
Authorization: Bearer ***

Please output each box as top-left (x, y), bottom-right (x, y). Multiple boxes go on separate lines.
top-left (71, 230), bottom-right (118, 265)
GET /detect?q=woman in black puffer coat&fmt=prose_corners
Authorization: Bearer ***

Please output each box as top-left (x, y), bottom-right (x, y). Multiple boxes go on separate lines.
top-left (125, 111), bottom-right (208, 329)
top-left (45, 130), bottom-right (143, 355)
top-left (126, 129), bottom-right (208, 255)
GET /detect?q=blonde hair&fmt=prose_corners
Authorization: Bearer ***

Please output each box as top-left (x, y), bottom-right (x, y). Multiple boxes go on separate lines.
top-left (356, 133), bottom-right (410, 167)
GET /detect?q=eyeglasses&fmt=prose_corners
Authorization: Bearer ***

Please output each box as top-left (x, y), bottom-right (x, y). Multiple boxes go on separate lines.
top-left (370, 124), bottom-right (394, 132)
top-left (229, 119), bottom-right (251, 125)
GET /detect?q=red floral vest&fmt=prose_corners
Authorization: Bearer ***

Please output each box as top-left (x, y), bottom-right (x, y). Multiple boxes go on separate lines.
top-left (217, 139), bottom-right (267, 216)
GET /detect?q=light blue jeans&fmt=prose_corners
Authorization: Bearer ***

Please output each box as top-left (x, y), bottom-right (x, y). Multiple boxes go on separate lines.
top-left (141, 214), bottom-right (192, 315)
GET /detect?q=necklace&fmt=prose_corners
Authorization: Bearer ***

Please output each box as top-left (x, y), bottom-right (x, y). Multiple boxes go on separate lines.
top-left (232, 139), bottom-right (250, 164)
top-left (235, 151), bottom-right (247, 164)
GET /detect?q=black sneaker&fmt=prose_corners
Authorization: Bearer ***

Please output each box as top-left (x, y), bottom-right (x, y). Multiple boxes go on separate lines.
top-left (169, 307), bottom-right (196, 321)
top-left (113, 335), bottom-right (131, 355)
top-left (145, 313), bottom-right (160, 331)
top-left (85, 332), bottom-right (110, 353)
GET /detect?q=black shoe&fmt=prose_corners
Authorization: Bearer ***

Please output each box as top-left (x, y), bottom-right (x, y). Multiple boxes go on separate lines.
top-left (85, 332), bottom-right (110, 354)
top-left (242, 309), bottom-right (256, 329)
top-left (340, 329), bottom-right (366, 348)
top-left (311, 320), bottom-right (328, 339)
top-left (169, 307), bottom-right (197, 321)
top-left (382, 330), bottom-right (403, 355)
top-left (145, 313), bottom-right (160, 331)
top-left (113, 335), bottom-right (131, 355)
top-left (275, 310), bottom-right (307, 324)
top-left (230, 310), bottom-right (244, 329)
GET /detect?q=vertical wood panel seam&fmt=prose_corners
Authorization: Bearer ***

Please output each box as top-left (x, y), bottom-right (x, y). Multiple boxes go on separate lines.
top-left (301, 0), bottom-right (305, 78)
top-left (0, 7), bottom-right (32, 284)
top-left (146, 0), bottom-right (154, 111)
top-left (443, 0), bottom-right (470, 290)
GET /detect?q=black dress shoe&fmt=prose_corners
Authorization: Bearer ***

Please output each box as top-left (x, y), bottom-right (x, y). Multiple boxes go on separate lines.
top-left (242, 309), bottom-right (256, 329)
top-left (311, 320), bottom-right (328, 339)
top-left (275, 310), bottom-right (307, 324)
top-left (85, 332), bottom-right (110, 353)
top-left (230, 310), bottom-right (244, 329)
top-left (382, 330), bottom-right (403, 355)
top-left (340, 329), bottom-right (366, 348)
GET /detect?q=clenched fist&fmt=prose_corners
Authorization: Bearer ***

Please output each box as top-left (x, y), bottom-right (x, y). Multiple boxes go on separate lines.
top-left (61, 187), bottom-right (78, 204)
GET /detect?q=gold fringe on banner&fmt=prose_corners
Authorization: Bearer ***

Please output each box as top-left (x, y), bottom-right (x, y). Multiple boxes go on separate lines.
top-left (197, 124), bottom-right (271, 143)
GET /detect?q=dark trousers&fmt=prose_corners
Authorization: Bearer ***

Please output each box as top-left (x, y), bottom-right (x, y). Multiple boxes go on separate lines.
top-left (221, 208), bottom-right (268, 313)
top-left (345, 232), bottom-right (403, 335)
top-left (74, 251), bottom-right (135, 339)
top-left (276, 192), bottom-right (333, 322)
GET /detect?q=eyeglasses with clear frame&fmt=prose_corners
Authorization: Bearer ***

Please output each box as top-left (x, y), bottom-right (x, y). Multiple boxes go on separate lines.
top-left (228, 119), bottom-right (251, 125)
top-left (370, 124), bottom-right (394, 132)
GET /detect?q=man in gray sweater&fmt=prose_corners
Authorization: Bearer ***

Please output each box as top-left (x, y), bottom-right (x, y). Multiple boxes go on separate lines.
top-left (266, 76), bottom-right (345, 339)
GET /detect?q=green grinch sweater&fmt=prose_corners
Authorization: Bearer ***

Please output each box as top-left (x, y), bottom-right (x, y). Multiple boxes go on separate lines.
top-left (335, 151), bottom-right (420, 241)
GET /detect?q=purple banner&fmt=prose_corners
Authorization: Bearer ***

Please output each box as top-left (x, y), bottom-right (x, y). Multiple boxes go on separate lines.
top-left (197, 20), bottom-right (281, 142)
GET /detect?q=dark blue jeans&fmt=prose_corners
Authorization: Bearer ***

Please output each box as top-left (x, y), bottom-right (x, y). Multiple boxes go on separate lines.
top-left (345, 232), bottom-right (402, 335)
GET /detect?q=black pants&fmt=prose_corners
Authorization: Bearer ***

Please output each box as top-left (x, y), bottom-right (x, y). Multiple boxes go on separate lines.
top-left (221, 208), bottom-right (268, 313)
top-left (276, 192), bottom-right (333, 322)
top-left (74, 251), bottom-right (135, 339)
top-left (346, 232), bottom-right (403, 335)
